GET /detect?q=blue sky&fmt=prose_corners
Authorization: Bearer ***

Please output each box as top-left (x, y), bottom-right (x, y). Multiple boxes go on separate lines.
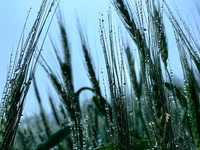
top-left (0, 0), bottom-right (198, 118)
top-left (0, 0), bottom-right (110, 117)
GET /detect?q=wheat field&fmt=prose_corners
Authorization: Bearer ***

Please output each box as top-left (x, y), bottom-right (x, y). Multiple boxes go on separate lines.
top-left (0, 0), bottom-right (200, 149)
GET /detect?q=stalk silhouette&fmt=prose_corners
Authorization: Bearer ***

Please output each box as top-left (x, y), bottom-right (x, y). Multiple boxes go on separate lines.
top-left (0, 0), bottom-right (60, 149)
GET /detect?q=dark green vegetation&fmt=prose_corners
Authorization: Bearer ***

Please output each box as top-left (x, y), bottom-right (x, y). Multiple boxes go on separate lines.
top-left (0, 0), bottom-right (200, 149)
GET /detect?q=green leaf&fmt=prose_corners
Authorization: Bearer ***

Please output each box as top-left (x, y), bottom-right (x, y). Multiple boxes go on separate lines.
top-left (94, 140), bottom-right (155, 150)
top-left (35, 124), bottom-right (71, 150)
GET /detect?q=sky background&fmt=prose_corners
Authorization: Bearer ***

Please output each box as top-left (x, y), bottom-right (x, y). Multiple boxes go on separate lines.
top-left (0, 0), bottom-right (199, 118)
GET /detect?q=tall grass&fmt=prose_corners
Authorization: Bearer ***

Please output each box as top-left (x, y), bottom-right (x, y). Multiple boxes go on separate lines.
top-left (0, 0), bottom-right (60, 149)
top-left (0, 0), bottom-right (200, 149)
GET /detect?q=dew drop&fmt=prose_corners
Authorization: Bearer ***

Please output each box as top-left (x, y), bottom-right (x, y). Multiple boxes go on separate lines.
top-left (129, 111), bottom-right (133, 115)
top-left (15, 67), bottom-right (21, 74)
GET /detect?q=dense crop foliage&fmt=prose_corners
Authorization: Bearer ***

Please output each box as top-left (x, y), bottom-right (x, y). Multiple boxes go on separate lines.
top-left (0, 0), bottom-right (200, 149)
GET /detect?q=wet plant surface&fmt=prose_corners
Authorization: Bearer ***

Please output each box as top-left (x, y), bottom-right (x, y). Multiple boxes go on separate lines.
top-left (0, 0), bottom-right (200, 150)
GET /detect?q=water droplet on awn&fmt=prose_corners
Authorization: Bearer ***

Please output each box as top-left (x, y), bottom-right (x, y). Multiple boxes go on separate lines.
top-left (15, 67), bottom-right (21, 74)
top-left (129, 111), bottom-right (133, 115)
top-left (144, 28), bottom-right (147, 33)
